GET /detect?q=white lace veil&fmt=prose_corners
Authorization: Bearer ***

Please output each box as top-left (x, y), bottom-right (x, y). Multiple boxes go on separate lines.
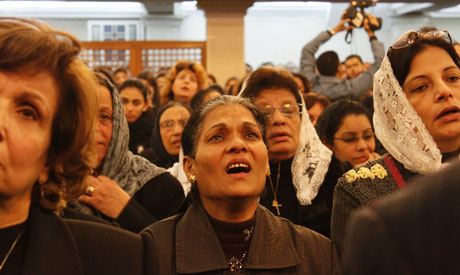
top-left (292, 95), bottom-right (332, 205)
top-left (238, 75), bottom-right (332, 205)
top-left (373, 52), bottom-right (444, 175)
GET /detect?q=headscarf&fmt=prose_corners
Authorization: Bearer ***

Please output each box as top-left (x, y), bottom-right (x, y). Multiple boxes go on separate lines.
top-left (70, 80), bottom-right (166, 215)
top-left (101, 82), bottom-right (166, 195)
top-left (238, 76), bottom-right (332, 205)
top-left (373, 48), bottom-right (445, 175)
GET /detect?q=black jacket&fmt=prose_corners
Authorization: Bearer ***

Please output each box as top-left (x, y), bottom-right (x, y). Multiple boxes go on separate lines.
top-left (19, 204), bottom-right (143, 275)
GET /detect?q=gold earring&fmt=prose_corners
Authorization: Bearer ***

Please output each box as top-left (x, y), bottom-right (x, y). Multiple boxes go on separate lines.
top-left (189, 174), bottom-right (197, 184)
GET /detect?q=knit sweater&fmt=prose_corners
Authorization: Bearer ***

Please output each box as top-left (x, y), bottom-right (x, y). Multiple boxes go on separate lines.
top-left (331, 154), bottom-right (418, 256)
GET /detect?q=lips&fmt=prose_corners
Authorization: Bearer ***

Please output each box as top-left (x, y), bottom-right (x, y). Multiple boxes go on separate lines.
top-left (436, 106), bottom-right (460, 119)
top-left (225, 159), bottom-right (251, 175)
top-left (269, 131), bottom-right (290, 139)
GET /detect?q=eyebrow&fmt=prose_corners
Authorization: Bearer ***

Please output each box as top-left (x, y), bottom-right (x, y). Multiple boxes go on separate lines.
top-left (340, 128), bottom-right (373, 135)
top-left (16, 91), bottom-right (50, 115)
top-left (204, 121), bottom-right (259, 135)
top-left (404, 66), bottom-right (459, 89)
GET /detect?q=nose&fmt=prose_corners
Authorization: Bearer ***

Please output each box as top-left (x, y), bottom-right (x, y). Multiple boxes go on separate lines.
top-left (271, 108), bottom-right (286, 127)
top-left (0, 107), bottom-right (7, 143)
top-left (172, 122), bottom-right (183, 136)
top-left (435, 81), bottom-right (454, 102)
top-left (226, 135), bottom-right (248, 154)
top-left (356, 137), bottom-right (368, 151)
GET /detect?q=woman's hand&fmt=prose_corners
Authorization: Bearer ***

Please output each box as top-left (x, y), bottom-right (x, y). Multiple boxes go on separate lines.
top-left (78, 175), bottom-right (131, 219)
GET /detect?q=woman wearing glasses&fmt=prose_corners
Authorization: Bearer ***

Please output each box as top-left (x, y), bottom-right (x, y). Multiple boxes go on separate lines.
top-left (316, 100), bottom-right (379, 168)
top-left (240, 67), bottom-right (334, 237)
top-left (331, 29), bottom-right (460, 256)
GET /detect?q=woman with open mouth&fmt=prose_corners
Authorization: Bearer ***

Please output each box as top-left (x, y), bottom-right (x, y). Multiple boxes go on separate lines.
top-left (142, 96), bottom-right (340, 274)
top-left (331, 29), bottom-right (460, 256)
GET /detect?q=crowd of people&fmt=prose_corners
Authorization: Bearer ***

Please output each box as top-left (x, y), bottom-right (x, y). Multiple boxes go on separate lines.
top-left (2, 14), bottom-right (460, 275)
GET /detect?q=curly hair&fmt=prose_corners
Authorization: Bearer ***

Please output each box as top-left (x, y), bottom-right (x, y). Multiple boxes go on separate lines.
top-left (159, 60), bottom-right (208, 105)
top-left (0, 18), bottom-right (98, 212)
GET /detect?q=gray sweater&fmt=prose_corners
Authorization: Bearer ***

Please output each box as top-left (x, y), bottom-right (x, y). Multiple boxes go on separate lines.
top-left (300, 31), bottom-right (384, 101)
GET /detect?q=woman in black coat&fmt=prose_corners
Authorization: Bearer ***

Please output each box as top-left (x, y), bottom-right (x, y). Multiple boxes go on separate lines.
top-left (0, 18), bottom-right (142, 274)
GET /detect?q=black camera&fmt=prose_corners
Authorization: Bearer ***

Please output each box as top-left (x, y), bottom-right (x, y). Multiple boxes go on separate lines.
top-left (343, 0), bottom-right (382, 30)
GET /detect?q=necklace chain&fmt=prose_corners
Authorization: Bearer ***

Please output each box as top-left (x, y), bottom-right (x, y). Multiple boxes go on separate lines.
top-left (0, 230), bottom-right (24, 271)
top-left (268, 162), bottom-right (282, 215)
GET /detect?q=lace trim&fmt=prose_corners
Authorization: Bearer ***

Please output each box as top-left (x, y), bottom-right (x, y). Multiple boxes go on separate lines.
top-left (292, 96), bottom-right (332, 205)
top-left (373, 55), bottom-right (444, 175)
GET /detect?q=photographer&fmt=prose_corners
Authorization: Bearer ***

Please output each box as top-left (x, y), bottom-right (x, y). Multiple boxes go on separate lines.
top-left (300, 13), bottom-right (384, 101)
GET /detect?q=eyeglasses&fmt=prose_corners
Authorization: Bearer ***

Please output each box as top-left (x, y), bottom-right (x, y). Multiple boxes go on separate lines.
top-left (334, 132), bottom-right (375, 144)
top-left (258, 103), bottom-right (302, 117)
top-left (389, 30), bottom-right (452, 52)
top-left (160, 119), bottom-right (188, 129)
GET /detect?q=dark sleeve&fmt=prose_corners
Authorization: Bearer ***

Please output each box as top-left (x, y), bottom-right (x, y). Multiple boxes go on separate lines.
top-left (66, 220), bottom-right (144, 275)
top-left (330, 180), bottom-right (360, 257)
top-left (117, 172), bottom-right (185, 233)
top-left (342, 207), bottom-right (411, 275)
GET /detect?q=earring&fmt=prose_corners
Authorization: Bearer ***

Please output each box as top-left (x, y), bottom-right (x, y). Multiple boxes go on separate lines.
top-left (189, 174), bottom-right (197, 184)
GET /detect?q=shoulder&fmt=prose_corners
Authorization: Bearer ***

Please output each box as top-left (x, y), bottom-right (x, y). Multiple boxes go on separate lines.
top-left (336, 156), bottom-right (398, 205)
top-left (63, 219), bottom-right (143, 274)
top-left (139, 172), bottom-right (183, 194)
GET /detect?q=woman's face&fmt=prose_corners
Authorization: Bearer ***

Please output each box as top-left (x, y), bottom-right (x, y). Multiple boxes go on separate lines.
top-left (94, 85), bottom-right (113, 165)
top-left (0, 71), bottom-right (57, 200)
top-left (184, 104), bottom-right (268, 203)
top-left (403, 46), bottom-right (460, 152)
top-left (331, 114), bottom-right (375, 166)
top-left (172, 69), bottom-right (199, 103)
top-left (120, 86), bottom-right (146, 123)
top-left (308, 102), bottom-right (324, 126)
top-left (254, 88), bottom-right (301, 162)
top-left (159, 106), bottom-right (190, 156)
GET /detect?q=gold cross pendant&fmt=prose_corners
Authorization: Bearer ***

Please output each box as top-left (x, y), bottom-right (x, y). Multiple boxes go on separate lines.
top-left (272, 200), bottom-right (282, 215)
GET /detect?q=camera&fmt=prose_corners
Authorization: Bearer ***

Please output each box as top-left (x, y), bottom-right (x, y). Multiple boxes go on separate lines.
top-left (343, 0), bottom-right (382, 30)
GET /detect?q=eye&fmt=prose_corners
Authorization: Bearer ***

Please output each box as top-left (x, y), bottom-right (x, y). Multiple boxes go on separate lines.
top-left (363, 134), bottom-right (374, 140)
top-left (19, 106), bottom-right (39, 120)
top-left (209, 134), bottom-right (224, 142)
top-left (245, 131), bottom-right (260, 139)
top-left (447, 75), bottom-right (459, 82)
top-left (411, 84), bottom-right (428, 93)
top-left (121, 98), bottom-right (129, 104)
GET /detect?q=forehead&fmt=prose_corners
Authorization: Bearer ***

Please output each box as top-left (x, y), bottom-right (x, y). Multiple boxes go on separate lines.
top-left (120, 86), bottom-right (143, 98)
top-left (160, 105), bottom-right (190, 121)
top-left (200, 104), bottom-right (257, 132)
top-left (177, 69), bottom-right (196, 77)
top-left (254, 88), bottom-right (297, 104)
top-left (345, 57), bottom-right (362, 65)
top-left (97, 85), bottom-right (113, 109)
top-left (408, 46), bottom-right (457, 76)
top-left (337, 114), bottom-right (371, 133)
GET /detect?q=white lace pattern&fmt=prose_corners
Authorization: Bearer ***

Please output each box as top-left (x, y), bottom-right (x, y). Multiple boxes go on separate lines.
top-left (292, 96), bottom-right (332, 205)
top-left (373, 55), bottom-right (444, 175)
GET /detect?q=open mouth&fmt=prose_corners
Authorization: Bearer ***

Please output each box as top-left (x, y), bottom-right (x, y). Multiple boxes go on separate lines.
top-left (226, 162), bottom-right (251, 174)
top-left (437, 106), bottom-right (460, 119)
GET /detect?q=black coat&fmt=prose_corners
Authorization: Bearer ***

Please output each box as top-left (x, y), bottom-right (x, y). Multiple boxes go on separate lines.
top-left (19, 204), bottom-right (143, 275)
top-left (343, 160), bottom-right (460, 275)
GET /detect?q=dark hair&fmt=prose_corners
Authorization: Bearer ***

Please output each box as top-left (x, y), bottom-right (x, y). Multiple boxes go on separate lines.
top-left (119, 78), bottom-right (149, 103)
top-left (388, 36), bottom-right (460, 87)
top-left (316, 51), bottom-right (339, 76)
top-left (240, 67), bottom-right (302, 106)
top-left (292, 72), bottom-right (312, 94)
top-left (94, 67), bottom-right (114, 85)
top-left (182, 95), bottom-right (266, 159)
top-left (113, 67), bottom-right (130, 76)
top-left (137, 71), bottom-right (159, 105)
top-left (345, 54), bottom-right (363, 64)
top-left (303, 92), bottom-right (331, 110)
top-left (316, 100), bottom-right (372, 146)
top-left (207, 73), bottom-right (217, 84)
top-left (190, 84), bottom-right (224, 113)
